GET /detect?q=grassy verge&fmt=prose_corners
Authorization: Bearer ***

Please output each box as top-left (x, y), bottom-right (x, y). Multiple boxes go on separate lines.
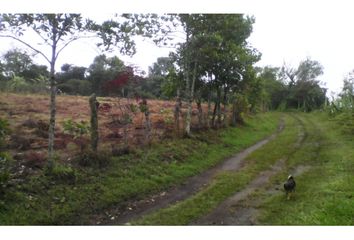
top-left (132, 114), bottom-right (303, 225)
top-left (0, 112), bottom-right (280, 225)
top-left (257, 112), bottom-right (354, 225)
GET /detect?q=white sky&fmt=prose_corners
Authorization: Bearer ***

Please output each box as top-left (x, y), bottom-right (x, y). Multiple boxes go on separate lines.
top-left (1, 0), bottom-right (354, 97)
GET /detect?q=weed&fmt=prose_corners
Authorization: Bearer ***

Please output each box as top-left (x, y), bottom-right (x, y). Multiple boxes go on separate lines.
top-left (46, 164), bottom-right (77, 184)
top-left (0, 152), bottom-right (12, 196)
top-left (75, 149), bottom-right (112, 168)
top-left (23, 151), bottom-right (47, 169)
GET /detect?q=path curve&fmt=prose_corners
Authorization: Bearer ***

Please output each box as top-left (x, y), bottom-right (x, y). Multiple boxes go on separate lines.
top-left (192, 114), bottom-right (309, 225)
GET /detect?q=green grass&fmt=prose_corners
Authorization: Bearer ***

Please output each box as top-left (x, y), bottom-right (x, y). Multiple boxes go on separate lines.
top-left (257, 112), bottom-right (354, 225)
top-left (0, 112), bottom-right (281, 225)
top-left (132, 112), bottom-right (354, 225)
top-left (133, 114), bottom-right (303, 225)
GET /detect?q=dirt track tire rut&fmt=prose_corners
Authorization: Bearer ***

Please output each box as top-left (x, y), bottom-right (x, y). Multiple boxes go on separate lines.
top-left (192, 114), bottom-right (309, 225)
top-left (93, 119), bottom-right (285, 225)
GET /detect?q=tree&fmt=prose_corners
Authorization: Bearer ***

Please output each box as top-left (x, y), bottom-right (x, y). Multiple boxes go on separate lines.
top-left (254, 66), bottom-right (287, 110)
top-left (87, 54), bottom-right (126, 96)
top-left (143, 55), bottom-right (177, 99)
top-left (338, 70), bottom-right (354, 112)
top-left (56, 63), bottom-right (87, 84)
top-left (0, 48), bottom-right (49, 81)
top-left (279, 58), bottom-right (326, 111)
top-left (0, 14), bottom-right (141, 169)
top-left (1, 48), bottom-right (33, 78)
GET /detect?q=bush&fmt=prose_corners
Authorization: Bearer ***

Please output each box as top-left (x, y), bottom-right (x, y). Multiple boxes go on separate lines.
top-left (47, 164), bottom-right (77, 184)
top-left (58, 79), bottom-right (92, 95)
top-left (0, 152), bottom-right (12, 196)
top-left (75, 149), bottom-right (111, 168)
top-left (23, 151), bottom-right (47, 169)
top-left (0, 118), bottom-right (10, 149)
top-left (9, 134), bottom-right (32, 150)
top-left (63, 119), bottom-right (90, 138)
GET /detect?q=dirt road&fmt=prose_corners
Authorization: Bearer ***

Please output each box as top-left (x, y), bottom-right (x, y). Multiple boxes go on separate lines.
top-left (93, 119), bottom-right (285, 225)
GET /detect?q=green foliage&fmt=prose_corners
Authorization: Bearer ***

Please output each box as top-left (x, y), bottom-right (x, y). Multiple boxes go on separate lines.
top-left (75, 149), bottom-right (112, 168)
top-left (58, 79), bottom-right (92, 95)
top-left (56, 64), bottom-right (87, 84)
top-left (138, 101), bottom-right (149, 114)
top-left (0, 152), bottom-right (11, 194)
top-left (0, 112), bottom-right (279, 224)
top-left (62, 119), bottom-right (90, 139)
top-left (6, 75), bottom-right (29, 92)
top-left (0, 119), bottom-right (11, 195)
top-left (47, 164), bottom-right (77, 184)
top-left (0, 48), bottom-right (34, 78)
top-left (87, 55), bottom-right (126, 96)
top-left (279, 58), bottom-right (326, 111)
top-left (325, 70), bottom-right (354, 135)
top-left (0, 118), bottom-right (10, 142)
top-left (257, 113), bottom-right (354, 225)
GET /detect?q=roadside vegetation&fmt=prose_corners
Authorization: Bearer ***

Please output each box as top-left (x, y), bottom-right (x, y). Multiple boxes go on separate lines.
top-left (0, 111), bottom-right (279, 224)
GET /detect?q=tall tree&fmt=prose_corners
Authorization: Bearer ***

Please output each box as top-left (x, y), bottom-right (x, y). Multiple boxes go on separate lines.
top-left (1, 48), bottom-right (33, 78)
top-left (0, 14), bottom-right (141, 169)
top-left (87, 54), bottom-right (126, 96)
top-left (280, 58), bottom-right (326, 111)
top-left (0, 48), bottom-right (49, 82)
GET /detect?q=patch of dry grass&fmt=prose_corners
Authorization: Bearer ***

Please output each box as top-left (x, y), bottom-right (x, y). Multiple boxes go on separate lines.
top-left (0, 93), bottom-right (210, 167)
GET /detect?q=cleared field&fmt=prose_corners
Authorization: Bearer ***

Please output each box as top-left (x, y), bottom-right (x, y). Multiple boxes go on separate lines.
top-left (0, 93), bottom-right (209, 167)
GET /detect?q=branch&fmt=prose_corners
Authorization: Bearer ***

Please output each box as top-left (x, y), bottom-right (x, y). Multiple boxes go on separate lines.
top-left (55, 35), bottom-right (98, 61)
top-left (0, 34), bottom-right (51, 64)
top-left (31, 28), bottom-right (52, 47)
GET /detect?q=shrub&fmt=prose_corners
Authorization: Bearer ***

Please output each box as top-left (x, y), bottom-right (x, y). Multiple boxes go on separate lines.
top-left (47, 164), bottom-right (77, 184)
top-left (0, 118), bottom-right (10, 150)
top-left (75, 149), bottom-right (111, 168)
top-left (0, 152), bottom-right (11, 196)
top-left (63, 119), bottom-right (90, 138)
top-left (57, 79), bottom-right (92, 95)
top-left (111, 145), bottom-right (130, 157)
top-left (9, 134), bottom-right (32, 150)
top-left (23, 151), bottom-right (47, 169)
top-left (22, 119), bottom-right (38, 129)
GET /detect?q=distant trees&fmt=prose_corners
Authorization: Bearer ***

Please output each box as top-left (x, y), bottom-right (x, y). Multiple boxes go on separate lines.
top-left (0, 14), bottom-right (154, 169)
top-left (0, 49), bottom-right (49, 92)
top-left (280, 58), bottom-right (327, 111)
top-left (253, 58), bottom-right (327, 112)
top-left (326, 70), bottom-right (354, 135)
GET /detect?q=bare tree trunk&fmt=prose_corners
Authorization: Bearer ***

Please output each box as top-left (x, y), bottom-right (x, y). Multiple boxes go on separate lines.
top-left (212, 85), bottom-right (220, 128)
top-left (144, 110), bottom-right (151, 145)
top-left (47, 33), bottom-right (57, 170)
top-left (185, 62), bottom-right (197, 137)
top-left (196, 97), bottom-right (203, 129)
top-left (216, 87), bottom-right (222, 128)
top-left (184, 27), bottom-right (191, 137)
top-left (89, 94), bottom-right (99, 153)
top-left (174, 90), bottom-right (182, 136)
top-left (231, 97), bottom-right (237, 127)
top-left (222, 86), bottom-right (228, 127)
top-left (207, 88), bottom-right (211, 128)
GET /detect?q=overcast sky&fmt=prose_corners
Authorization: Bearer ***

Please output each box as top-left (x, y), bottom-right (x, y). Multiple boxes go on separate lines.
top-left (1, 1), bottom-right (354, 97)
